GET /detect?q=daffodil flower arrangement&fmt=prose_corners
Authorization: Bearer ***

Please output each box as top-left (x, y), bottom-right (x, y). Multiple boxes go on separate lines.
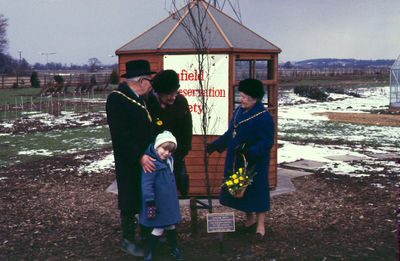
top-left (221, 166), bottom-right (256, 198)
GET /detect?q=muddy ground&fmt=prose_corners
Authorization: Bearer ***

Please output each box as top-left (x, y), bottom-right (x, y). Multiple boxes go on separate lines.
top-left (0, 145), bottom-right (398, 260)
top-left (0, 83), bottom-right (399, 260)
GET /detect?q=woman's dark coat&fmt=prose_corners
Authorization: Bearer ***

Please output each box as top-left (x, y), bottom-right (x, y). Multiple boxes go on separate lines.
top-left (146, 91), bottom-right (192, 160)
top-left (106, 82), bottom-right (154, 211)
top-left (139, 144), bottom-right (182, 227)
top-left (211, 101), bottom-right (275, 212)
top-left (146, 91), bottom-right (193, 195)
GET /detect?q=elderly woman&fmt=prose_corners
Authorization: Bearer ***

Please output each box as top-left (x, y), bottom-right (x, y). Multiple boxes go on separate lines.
top-left (207, 78), bottom-right (275, 240)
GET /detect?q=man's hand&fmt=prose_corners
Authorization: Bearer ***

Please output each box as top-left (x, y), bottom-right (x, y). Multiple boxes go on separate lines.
top-left (141, 154), bottom-right (156, 173)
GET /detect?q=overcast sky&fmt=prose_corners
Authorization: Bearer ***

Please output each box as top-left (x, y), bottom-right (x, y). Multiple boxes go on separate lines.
top-left (1, 0), bottom-right (399, 65)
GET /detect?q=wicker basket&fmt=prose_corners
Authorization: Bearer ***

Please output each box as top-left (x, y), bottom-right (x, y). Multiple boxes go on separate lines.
top-left (231, 185), bottom-right (248, 198)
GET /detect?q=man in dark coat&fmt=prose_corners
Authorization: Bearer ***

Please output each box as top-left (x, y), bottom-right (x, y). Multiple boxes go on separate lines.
top-left (146, 70), bottom-right (193, 196)
top-left (106, 60), bottom-right (156, 256)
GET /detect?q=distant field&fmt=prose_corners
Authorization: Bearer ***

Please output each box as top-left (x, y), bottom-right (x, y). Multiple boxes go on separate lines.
top-left (0, 87), bottom-right (116, 106)
top-left (279, 78), bottom-right (388, 88)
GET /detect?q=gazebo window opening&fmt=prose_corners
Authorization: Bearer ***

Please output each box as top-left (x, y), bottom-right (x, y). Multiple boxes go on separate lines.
top-left (255, 60), bottom-right (268, 80)
top-left (234, 85), bottom-right (270, 110)
top-left (234, 59), bottom-right (273, 110)
top-left (235, 59), bottom-right (274, 81)
top-left (235, 60), bottom-right (254, 81)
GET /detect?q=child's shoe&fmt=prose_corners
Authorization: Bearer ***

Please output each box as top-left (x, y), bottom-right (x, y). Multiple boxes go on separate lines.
top-left (166, 229), bottom-right (184, 260)
top-left (170, 247), bottom-right (184, 260)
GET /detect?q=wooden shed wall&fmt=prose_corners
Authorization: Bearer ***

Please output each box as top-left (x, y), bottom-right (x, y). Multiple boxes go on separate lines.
top-left (117, 52), bottom-right (278, 197)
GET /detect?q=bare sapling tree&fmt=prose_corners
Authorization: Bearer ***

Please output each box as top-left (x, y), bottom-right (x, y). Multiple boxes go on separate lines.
top-left (169, 0), bottom-right (220, 212)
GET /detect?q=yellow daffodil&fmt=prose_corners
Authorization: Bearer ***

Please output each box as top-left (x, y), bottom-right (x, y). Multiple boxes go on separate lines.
top-left (221, 166), bottom-right (256, 198)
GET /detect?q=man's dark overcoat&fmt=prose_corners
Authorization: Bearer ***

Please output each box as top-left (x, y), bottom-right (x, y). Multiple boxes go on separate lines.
top-left (106, 82), bottom-right (154, 211)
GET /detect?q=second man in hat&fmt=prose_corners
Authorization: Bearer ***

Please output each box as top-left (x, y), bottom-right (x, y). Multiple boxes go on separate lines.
top-left (146, 69), bottom-right (193, 197)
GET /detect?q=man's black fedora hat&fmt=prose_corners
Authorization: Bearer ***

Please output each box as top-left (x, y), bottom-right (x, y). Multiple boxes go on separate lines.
top-left (121, 60), bottom-right (156, 78)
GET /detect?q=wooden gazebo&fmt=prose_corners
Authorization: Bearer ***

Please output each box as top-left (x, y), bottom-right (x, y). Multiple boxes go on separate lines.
top-left (116, 0), bottom-right (281, 197)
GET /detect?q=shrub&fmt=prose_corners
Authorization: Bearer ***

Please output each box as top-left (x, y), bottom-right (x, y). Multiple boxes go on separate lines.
top-left (54, 75), bottom-right (64, 84)
top-left (12, 82), bottom-right (18, 89)
top-left (347, 92), bottom-right (361, 98)
top-left (324, 86), bottom-right (361, 98)
top-left (90, 75), bottom-right (97, 85)
top-left (294, 86), bottom-right (328, 101)
top-left (110, 69), bottom-right (119, 84)
top-left (30, 71), bottom-right (40, 88)
top-left (325, 86), bottom-right (345, 94)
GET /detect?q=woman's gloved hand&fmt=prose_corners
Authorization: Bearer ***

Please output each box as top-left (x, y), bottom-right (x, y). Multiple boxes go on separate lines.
top-left (206, 143), bottom-right (217, 154)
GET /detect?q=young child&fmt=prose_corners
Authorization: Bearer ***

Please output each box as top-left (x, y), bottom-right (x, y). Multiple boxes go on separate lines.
top-left (139, 131), bottom-right (184, 261)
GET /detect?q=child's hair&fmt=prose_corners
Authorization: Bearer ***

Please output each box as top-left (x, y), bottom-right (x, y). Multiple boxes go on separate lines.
top-left (158, 141), bottom-right (177, 153)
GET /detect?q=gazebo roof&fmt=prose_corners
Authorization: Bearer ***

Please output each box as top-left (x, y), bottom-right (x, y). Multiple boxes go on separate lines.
top-left (116, 0), bottom-right (281, 54)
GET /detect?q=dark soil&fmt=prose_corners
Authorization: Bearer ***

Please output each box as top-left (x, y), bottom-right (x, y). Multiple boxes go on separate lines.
top-left (0, 147), bottom-right (398, 260)
top-left (0, 84), bottom-right (398, 260)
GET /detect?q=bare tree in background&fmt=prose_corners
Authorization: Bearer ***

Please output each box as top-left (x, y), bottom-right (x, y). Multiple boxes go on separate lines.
top-left (88, 57), bottom-right (102, 72)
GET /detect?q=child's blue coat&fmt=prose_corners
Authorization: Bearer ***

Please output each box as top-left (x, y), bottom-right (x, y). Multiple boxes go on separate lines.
top-left (139, 144), bottom-right (182, 227)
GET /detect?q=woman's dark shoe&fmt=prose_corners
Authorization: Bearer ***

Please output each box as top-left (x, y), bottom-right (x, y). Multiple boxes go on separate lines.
top-left (242, 222), bottom-right (257, 233)
top-left (255, 232), bottom-right (265, 241)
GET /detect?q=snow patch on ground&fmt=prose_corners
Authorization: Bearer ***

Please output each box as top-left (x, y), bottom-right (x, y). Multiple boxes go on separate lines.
top-left (278, 86), bottom-right (399, 187)
top-left (1, 86), bottom-right (398, 185)
top-left (77, 153), bottom-right (114, 176)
